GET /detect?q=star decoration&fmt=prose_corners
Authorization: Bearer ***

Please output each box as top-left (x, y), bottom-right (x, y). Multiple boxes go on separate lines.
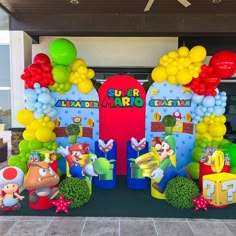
top-left (192, 194), bottom-right (211, 211)
top-left (51, 195), bottom-right (72, 214)
top-left (182, 86), bottom-right (192, 93)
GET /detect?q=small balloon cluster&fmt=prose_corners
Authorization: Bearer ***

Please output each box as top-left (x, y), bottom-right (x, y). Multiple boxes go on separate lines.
top-left (21, 53), bottom-right (54, 88)
top-left (69, 58), bottom-right (95, 94)
top-left (24, 83), bottom-right (57, 119)
top-left (48, 38), bottom-right (95, 94)
top-left (191, 90), bottom-right (227, 124)
top-left (151, 45), bottom-right (206, 85)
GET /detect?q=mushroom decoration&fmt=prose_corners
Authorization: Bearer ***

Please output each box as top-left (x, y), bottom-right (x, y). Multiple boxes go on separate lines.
top-left (0, 167), bottom-right (25, 212)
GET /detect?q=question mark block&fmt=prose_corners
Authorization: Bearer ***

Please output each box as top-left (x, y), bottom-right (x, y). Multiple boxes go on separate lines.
top-left (203, 173), bottom-right (236, 207)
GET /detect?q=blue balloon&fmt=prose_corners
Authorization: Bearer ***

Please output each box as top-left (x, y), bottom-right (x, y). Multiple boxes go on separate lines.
top-left (43, 106), bottom-right (52, 114)
top-left (25, 101), bottom-right (36, 111)
top-left (33, 83), bottom-right (40, 89)
top-left (204, 112), bottom-right (211, 117)
top-left (24, 89), bottom-right (37, 102)
top-left (34, 111), bottom-right (44, 119)
top-left (201, 106), bottom-right (207, 112)
top-left (34, 102), bottom-right (42, 108)
top-left (195, 106), bottom-right (204, 116)
top-left (202, 96), bottom-right (215, 107)
top-left (215, 100), bottom-right (222, 106)
top-left (192, 94), bottom-right (204, 104)
top-left (220, 91), bottom-right (227, 96)
top-left (38, 93), bottom-right (51, 104)
top-left (48, 109), bottom-right (57, 118)
top-left (213, 106), bottom-right (225, 116)
top-left (192, 119), bottom-right (198, 125)
top-left (207, 107), bottom-right (214, 113)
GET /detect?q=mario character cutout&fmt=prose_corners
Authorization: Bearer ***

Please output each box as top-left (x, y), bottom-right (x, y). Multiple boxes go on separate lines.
top-left (151, 135), bottom-right (192, 193)
top-left (57, 143), bottom-right (90, 178)
top-left (0, 167), bottom-right (25, 212)
top-left (24, 160), bottom-right (60, 204)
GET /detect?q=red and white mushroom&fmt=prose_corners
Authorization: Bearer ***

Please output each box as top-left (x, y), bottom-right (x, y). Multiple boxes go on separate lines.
top-left (0, 167), bottom-right (24, 189)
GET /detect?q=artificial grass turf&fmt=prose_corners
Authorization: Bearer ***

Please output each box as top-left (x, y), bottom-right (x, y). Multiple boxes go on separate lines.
top-left (1, 175), bottom-right (236, 218)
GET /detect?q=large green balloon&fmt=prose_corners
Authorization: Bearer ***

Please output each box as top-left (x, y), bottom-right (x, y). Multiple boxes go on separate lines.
top-left (220, 143), bottom-right (236, 167)
top-left (49, 38), bottom-right (77, 66)
top-left (187, 162), bottom-right (199, 180)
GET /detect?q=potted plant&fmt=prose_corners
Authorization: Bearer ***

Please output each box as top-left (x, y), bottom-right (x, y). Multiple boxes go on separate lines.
top-left (162, 115), bottom-right (176, 135)
top-left (58, 177), bottom-right (91, 208)
top-left (65, 124), bottom-right (80, 144)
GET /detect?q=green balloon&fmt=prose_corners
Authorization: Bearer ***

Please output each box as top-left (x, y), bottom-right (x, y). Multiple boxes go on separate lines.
top-left (219, 138), bottom-right (230, 147)
top-left (19, 140), bottom-right (30, 153)
top-left (52, 65), bottom-right (70, 83)
top-left (28, 139), bottom-right (42, 151)
top-left (220, 143), bottom-right (236, 167)
top-left (49, 38), bottom-right (77, 66)
top-left (187, 162), bottom-right (199, 180)
top-left (8, 155), bottom-right (21, 166)
top-left (192, 147), bottom-right (203, 162)
top-left (15, 161), bottom-right (28, 174)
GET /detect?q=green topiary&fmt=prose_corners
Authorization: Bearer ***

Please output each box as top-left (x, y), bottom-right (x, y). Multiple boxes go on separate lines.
top-left (165, 176), bottom-right (199, 209)
top-left (162, 115), bottom-right (176, 127)
top-left (58, 177), bottom-right (91, 208)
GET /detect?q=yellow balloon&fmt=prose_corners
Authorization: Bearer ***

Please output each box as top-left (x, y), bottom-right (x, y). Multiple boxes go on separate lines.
top-left (189, 45), bottom-right (207, 63)
top-left (35, 126), bottom-right (53, 142)
top-left (23, 130), bottom-right (35, 141)
top-left (195, 133), bottom-right (201, 140)
top-left (196, 122), bottom-right (208, 133)
top-left (16, 109), bottom-right (35, 125)
top-left (176, 70), bottom-right (193, 85)
top-left (212, 136), bottom-right (224, 142)
top-left (166, 64), bottom-right (178, 75)
top-left (167, 76), bottom-right (178, 85)
top-left (77, 79), bottom-right (94, 94)
top-left (178, 46), bottom-right (189, 57)
top-left (87, 69), bottom-right (95, 79)
top-left (168, 51), bottom-right (178, 58)
top-left (30, 120), bottom-right (41, 130)
top-left (71, 58), bottom-right (86, 72)
top-left (203, 117), bottom-right (210, 124)
top-left (78, 65), bottom-right (88, 75)
top-left (219, 115), bottom-right (226, 123)
top-left (151, 66), bottom-right (167, 82)
top-left (208, 123), bottom-right (226, 137)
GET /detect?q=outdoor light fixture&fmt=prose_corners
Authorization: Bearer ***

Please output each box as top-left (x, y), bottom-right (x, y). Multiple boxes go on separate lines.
top-left (70, 0), bottom-right (79, 4)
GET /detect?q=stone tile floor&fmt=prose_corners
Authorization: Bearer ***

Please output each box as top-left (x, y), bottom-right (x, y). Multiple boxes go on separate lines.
top-left (1, 161), bottom-right (236, 236)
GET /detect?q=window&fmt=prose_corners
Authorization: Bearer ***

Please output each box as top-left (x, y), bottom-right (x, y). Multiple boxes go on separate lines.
top-left (0, 8), bottom-right (9, 30)
top-left (0, 45), bottom-right (11, 130)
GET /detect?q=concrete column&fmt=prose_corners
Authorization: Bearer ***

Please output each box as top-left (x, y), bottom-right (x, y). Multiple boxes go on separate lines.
top-left (10, 31), bottom-right (32, 127)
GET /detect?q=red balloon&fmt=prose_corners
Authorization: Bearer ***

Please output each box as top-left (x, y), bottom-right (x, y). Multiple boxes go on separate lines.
top-left (209, 50), bottom-right (236, 79)
top-left (204, 72), bottom-right (221, 88)
top-left (33, 53), bottom-right (51, 65)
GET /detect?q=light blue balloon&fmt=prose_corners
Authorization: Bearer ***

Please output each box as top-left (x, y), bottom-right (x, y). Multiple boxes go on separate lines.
top-left (48, 109), bottom-right (57, 118)
top-left (38, 93), bottom-right (51, 104)
top-left (35, 88), bottom-right (42, 94)
top-left (213, 106), bottom-right (225, 116)
top-left (221, 96), bottom-right (227, 102)
top-left (192, 94), bottom-right (204, 104)
top-left (215, 95), bottom-right (220, 100)
top-left (42, 104), bottom-right (48, 110)
top-left (33, 83), bottom-right (40, 89)
top-left (220, 91), bottom-right (227, 96)
top-left (204, 112), bottom-right (211, 117)
top-left (195, 115), bottom-right (202, 121)
top-left (195, 106), bottom-right (204, 116)
top-left (202, 106), bottom-right (207, 112)
top-left (34, 111), bottom-right (44, 119)
top-left (34, 102), bottom-right (42, 108)
top-left (202, 96), bottom-right (215, 107)
top-left (192, 119), bottom-right (198, 125)
top-left (24, 89), bottom-right (37, 102)
top-left (43, 106), bottom-right (52, 114)
top-left (221, 102), bottom-right (227, 107)
top-left (25, 101), bottom-right (36, 111)
top-left (215, 100), bottom-right (222, 106)
top-left (207, 107), bottom-right (214, 113)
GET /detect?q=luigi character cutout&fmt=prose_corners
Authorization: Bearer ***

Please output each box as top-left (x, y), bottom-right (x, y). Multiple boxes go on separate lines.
top-left (151, 135), bottom-right (191, 193)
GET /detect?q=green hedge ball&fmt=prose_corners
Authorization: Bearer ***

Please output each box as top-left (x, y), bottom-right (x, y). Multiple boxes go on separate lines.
top-left (49, 38), bottom-right (77, 66)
